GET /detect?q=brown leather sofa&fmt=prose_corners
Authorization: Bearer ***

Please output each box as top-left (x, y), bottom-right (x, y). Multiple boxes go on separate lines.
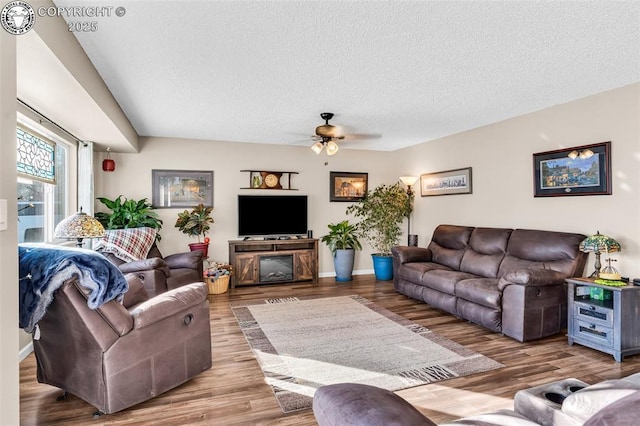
top-left (313, 379), bottom-right (640, 425)
top-left (101, 244), bottom-right (204, 297)
top-left (33, 275), bottom-right (212, 415)
top-left (392, 225), bottom-right (587, 342)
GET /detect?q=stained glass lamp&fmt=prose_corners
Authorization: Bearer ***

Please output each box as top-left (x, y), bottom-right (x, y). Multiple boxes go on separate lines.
top-left (54, 208), bottom-right (105, 247)
top-left (579, 231), bottom-right (621, 278)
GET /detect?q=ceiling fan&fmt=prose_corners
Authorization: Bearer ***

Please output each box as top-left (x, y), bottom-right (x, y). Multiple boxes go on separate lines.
top-left (310, 112), bottom-right (345, 156)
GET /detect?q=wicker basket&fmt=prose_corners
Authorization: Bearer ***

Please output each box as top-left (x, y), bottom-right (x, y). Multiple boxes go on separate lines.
top-left (206, 274), bottom-right (230, 294)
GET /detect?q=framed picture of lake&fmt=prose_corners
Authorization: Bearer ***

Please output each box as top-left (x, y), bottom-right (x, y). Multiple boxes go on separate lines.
top-left (533, 141), bottom-right (611, 197)
top-left (420, 167), bottom-right (472, 196)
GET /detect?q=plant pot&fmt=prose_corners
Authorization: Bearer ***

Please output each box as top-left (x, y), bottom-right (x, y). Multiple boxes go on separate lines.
top-left (188, 242), bottom-right (209, 258)
top-left (334, 249), bottom-right (355, 282)
top-left (371, 254), bottom-right (393, 281)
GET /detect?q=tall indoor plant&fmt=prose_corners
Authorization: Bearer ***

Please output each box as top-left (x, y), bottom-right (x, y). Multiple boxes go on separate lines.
top-left (175, 203), bottom-right (214, 257)
top-left (346, 182), bottom-right (410, 280)
top-left (320, 220), bottom-right (362, 282)
top-left (95, 195), bottom-right (163, 240)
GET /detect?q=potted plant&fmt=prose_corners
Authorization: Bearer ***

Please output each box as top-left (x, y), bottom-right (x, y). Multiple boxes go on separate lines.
top-left (175, 203), bottom-right (214, 257)
top-left (95, 195), bottom-right (163, 240)
top-left (320, 220), bottom-right (362, 282)
top-left (346, 182), bottom-right (410, 280)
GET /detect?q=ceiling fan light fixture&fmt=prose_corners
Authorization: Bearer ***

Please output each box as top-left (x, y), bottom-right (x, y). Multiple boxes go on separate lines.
top-left (326, 140), bottom-right (339, 156)
top-left (311, 141), bottom-right (324, 155)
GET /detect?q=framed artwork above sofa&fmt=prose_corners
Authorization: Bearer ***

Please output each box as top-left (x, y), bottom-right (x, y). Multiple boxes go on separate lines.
top-left (533, 141), bottom-right (611, 197)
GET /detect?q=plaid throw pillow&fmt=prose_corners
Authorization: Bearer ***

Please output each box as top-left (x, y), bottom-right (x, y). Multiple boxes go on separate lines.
top-left (95, 228), bottom-right (157, 263)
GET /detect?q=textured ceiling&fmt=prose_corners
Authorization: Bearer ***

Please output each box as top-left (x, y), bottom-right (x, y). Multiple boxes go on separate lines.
top-left (54, 0), bottom-right (640, 151)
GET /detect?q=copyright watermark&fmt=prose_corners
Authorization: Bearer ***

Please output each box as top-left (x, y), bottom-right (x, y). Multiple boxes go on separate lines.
top-left (1, 1), bottom-right (126, 35)
top-left (1, 1), bottom-right (35, 35)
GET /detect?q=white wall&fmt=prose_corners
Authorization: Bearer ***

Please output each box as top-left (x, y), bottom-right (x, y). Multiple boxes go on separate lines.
top-left (95, 84), bottom-right (640, 279)
top-left (401, 83), bottom-right (640, 278)
top-left (94, 137), bottom-right (400, 274)
top-left (0, 27), bottom-right (19, 426)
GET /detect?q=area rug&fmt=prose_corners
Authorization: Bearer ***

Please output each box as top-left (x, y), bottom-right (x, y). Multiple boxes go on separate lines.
top-left (231, 295), bottom-right (504, 413)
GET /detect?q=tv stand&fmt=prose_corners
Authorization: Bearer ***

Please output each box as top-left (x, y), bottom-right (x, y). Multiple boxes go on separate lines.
top-left (229, 239), bottom-right (318, 288)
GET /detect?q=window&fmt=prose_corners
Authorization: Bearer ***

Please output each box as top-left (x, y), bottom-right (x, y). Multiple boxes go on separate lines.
top-left (16, 126), bottom-right (69, 243)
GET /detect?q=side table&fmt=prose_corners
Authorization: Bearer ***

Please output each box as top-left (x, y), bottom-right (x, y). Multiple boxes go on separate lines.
top-left (566, 277), bottom-right (640, 362)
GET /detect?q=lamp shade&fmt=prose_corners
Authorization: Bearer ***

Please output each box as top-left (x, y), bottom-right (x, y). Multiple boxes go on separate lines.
top-left (326, 140), bottom-right (339, 156)
top-left (399, 176), bottom-right (418, 187)
top-left (579, 231), bottom-right (621, 254)
top-left (311, 141), bottom-right (324, 155)
top-left (54, 209), bottom-right (105, 241)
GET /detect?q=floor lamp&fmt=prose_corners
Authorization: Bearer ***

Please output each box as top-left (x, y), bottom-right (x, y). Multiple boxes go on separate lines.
top-left (399, 176), bottom-right (418, 246)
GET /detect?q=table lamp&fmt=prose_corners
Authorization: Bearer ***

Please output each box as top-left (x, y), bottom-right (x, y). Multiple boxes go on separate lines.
top-left (54, 208), bottom-right (105, 247)
top-left (579, 231), bottom-right (621, 279)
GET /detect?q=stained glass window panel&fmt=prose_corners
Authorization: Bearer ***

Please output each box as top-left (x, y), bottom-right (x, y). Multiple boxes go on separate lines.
top-left (16, 127), bottom-right (56, 183)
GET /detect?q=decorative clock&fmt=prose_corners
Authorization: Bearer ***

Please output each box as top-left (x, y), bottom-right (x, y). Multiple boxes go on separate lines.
top-left (240, 170), bottom-right (299, 190)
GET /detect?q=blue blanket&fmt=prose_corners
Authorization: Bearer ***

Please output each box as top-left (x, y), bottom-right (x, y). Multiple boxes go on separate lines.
top-left (19, 243), bottom-right (129, 333)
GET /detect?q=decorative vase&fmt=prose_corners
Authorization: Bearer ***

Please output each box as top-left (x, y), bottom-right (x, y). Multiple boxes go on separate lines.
top-left (334, 249), bottom-right (355, 282)
top-left (371, 254), bottom-right (393, 281)
top-left (408, 234), bottom-right (418, 247)
top-left (188, 242), bottom-right (209, 258)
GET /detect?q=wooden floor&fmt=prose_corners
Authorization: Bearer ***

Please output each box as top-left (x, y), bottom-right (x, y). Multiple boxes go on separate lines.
top-left (20, 275), bottom-right (640, 425)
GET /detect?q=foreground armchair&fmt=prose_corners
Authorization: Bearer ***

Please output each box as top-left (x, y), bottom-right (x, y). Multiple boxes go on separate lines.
top-left (33, 277), bottom-right (212, 415)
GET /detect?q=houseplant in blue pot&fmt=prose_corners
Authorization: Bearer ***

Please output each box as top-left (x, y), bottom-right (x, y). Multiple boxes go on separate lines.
top-left (346, 182), bottom-right (410, 280)
top-left (320, 220), bottom-right (362, 282)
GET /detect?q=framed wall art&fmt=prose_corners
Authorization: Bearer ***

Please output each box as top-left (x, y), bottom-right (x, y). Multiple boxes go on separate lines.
top-left (152, 169), bottom-right (214, 208)
top-left (420, 167), bottom-right (472, 196)
top-left (330, 171), bottom-right (368, 202)
top-left (533, 141), bottom-right (611, 197)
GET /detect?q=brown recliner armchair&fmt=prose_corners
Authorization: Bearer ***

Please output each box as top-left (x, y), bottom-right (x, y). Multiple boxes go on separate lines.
top-left (33, 275), bottom-right (212, 415)
top-left (101, 244), bottom-right (204, 297)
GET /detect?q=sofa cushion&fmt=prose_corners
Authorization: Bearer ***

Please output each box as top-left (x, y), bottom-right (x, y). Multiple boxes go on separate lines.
top-left (562, 379), bottom-right (640, 423)
top-left (456, 278), bottom-right (502, 309)
top-left (422, 270), bottom-right (478, 295)
top-left (313, 383), bottom-right (435, 426)
top-left (398, 262), bottom-right (452, 285)
top-left (584, 390), bottom-right (640, 426)
top-left (428, 225), bottom-right (473, 270)
top-left (459, 228), bottom-right (511, 278)
top-left (498, 229), bottom-right (585, 277)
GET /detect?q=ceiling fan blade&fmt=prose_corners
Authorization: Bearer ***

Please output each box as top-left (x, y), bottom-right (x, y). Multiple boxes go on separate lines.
top-left (343, 133), bottom-right (382, 141)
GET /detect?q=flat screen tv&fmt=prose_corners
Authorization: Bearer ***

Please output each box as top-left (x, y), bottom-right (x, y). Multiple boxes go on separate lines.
top-left (238, 195), bottom-right (308, 237)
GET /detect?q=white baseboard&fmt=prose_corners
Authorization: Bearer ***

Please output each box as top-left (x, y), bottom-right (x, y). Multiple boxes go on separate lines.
top-left (319, 269), bottom-right (374, 278)
top-left (19, 341), bottom-right (33, 362)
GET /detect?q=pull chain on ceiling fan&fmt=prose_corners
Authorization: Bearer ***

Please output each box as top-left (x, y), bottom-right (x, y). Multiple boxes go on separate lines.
top-left (311, 112), bottom-right (344, 156)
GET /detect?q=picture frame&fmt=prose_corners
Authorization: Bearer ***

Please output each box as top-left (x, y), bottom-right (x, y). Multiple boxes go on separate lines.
top-left (533, 141), bottom-right (611, 197)
top-left (330, 171), bottom-right (368, 202)
top-left (152, 169), bottom-right (214, 208)
top-left (420, 167), bottom-right (472, 197)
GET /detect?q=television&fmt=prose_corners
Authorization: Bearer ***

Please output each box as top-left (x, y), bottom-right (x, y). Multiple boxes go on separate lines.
top-left (238, 195), bottom-right (308, 237)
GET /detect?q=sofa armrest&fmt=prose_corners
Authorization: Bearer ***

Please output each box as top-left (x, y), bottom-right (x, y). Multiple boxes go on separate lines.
top-left (498, 269), bottom-right (567, 290)
top-left (164, 250), bottom-right (203, 270)
top-left (391, 246), bottom-right (432, 264)
top-left (118, 258), bottom-right (170, 277)
top-left (129, 282), bottom-right (208, 330)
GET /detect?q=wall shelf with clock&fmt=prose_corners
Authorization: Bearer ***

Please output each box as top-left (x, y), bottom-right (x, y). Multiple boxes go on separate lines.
top-left (241, 170), bottom-right (299, 190)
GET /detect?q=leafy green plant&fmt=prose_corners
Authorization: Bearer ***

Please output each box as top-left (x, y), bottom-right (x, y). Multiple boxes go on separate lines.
top-left (175, 203), bottom-right (214, 242)
top-left (346, 182), bottom-right (410, 255)
top-left (320, 220), bottom-right (362, 256)
top-left (95, 195), bottom-right (163, 240)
